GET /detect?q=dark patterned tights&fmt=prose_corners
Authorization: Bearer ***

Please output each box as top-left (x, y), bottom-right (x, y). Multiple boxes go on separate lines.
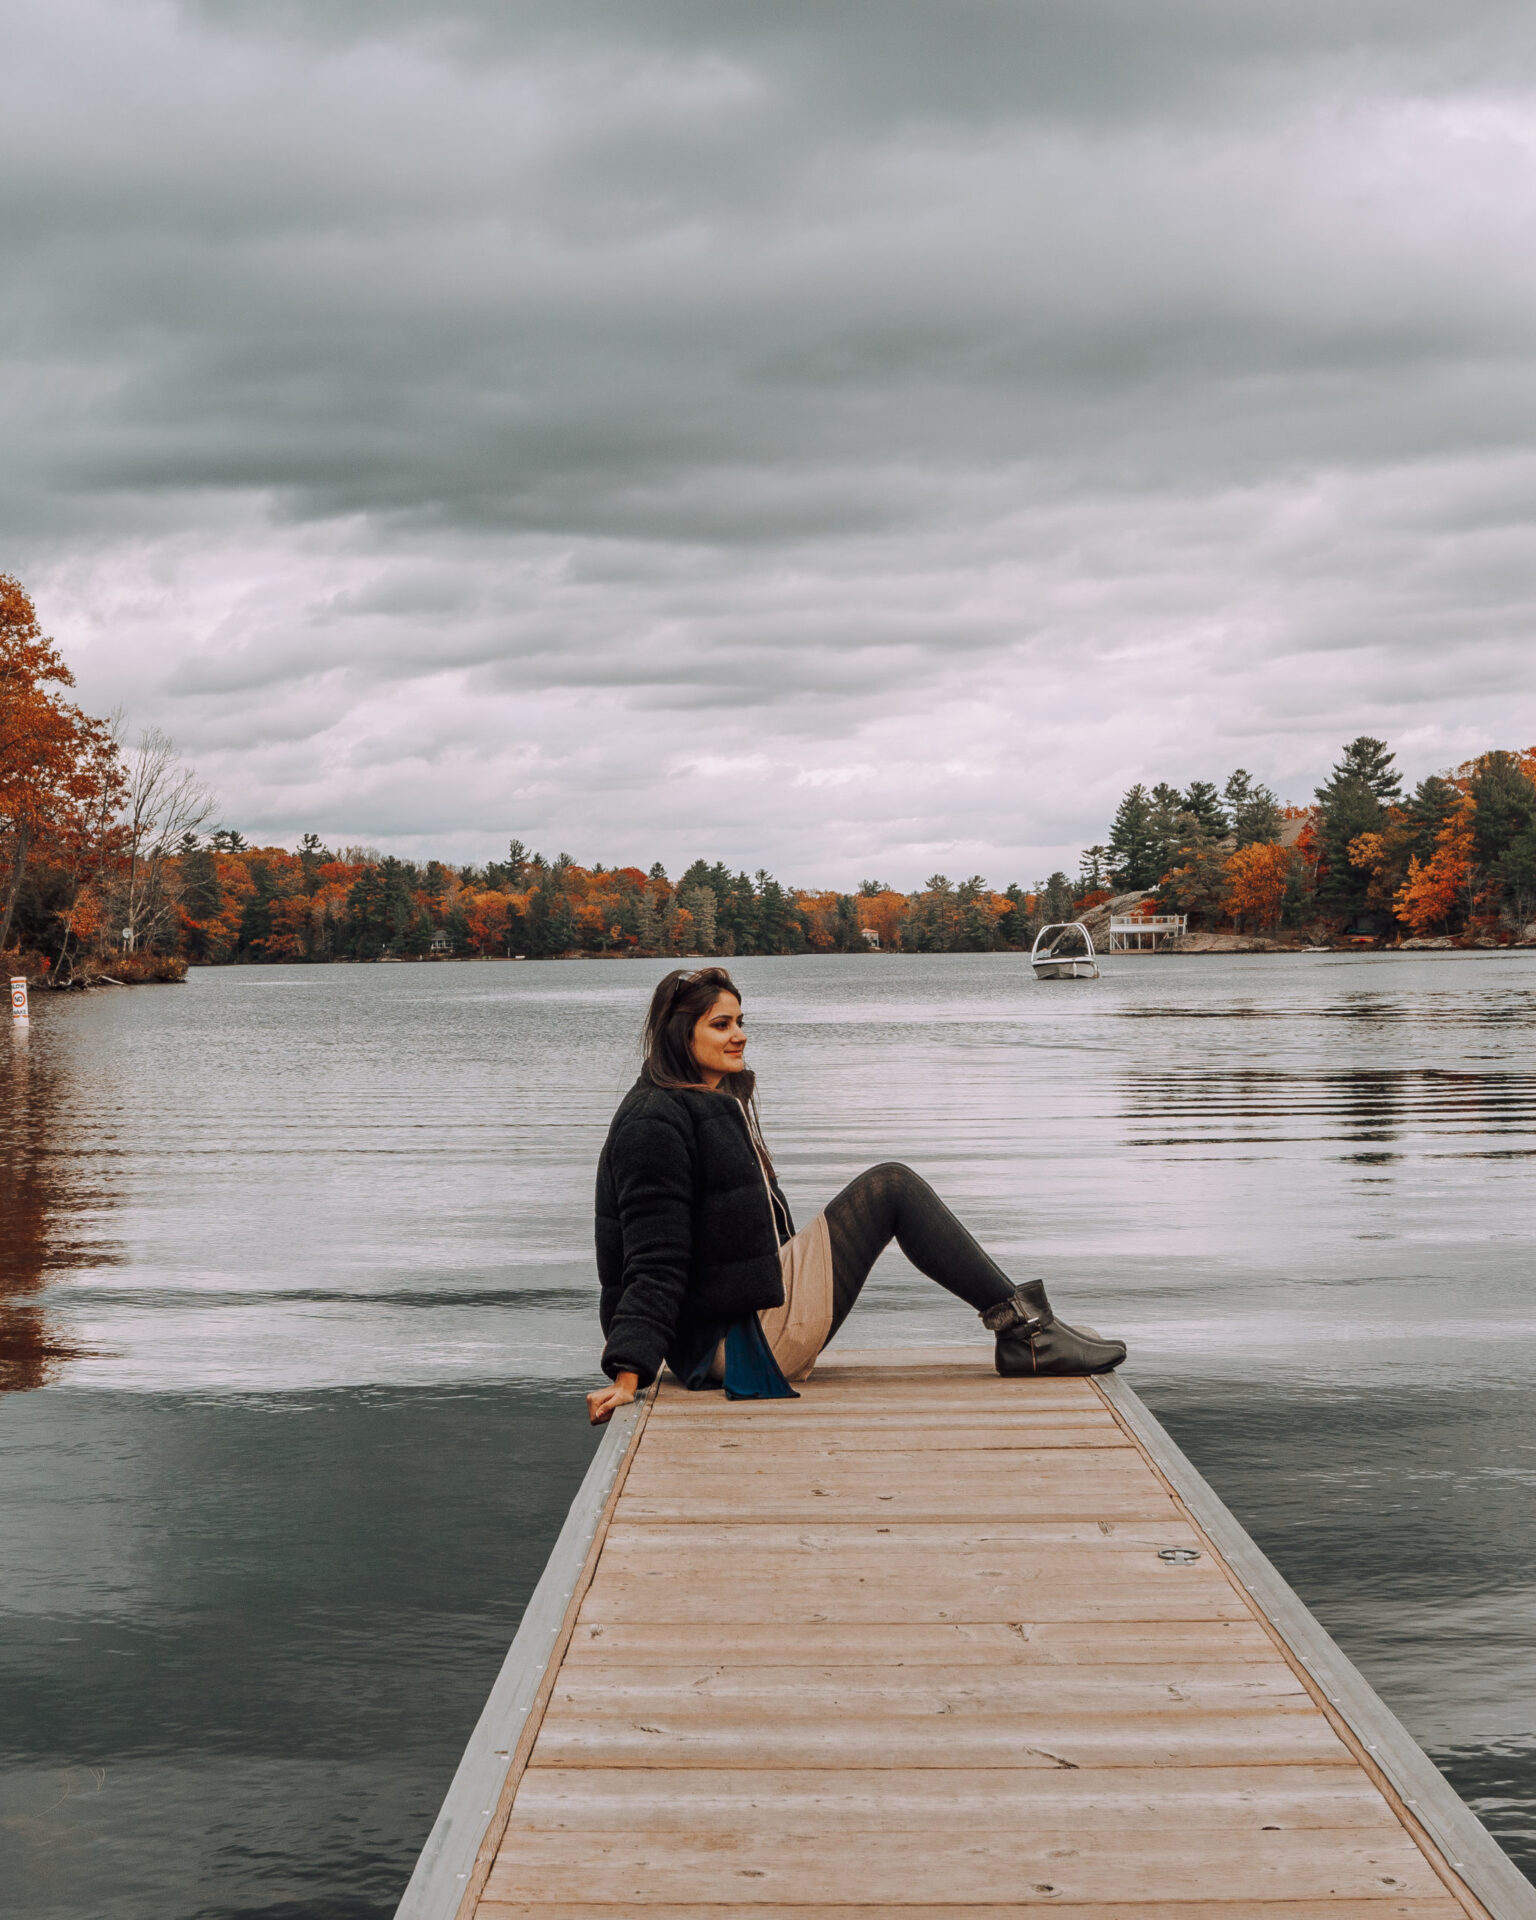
top-left (823, 1161), bottom-right (1017, 1341)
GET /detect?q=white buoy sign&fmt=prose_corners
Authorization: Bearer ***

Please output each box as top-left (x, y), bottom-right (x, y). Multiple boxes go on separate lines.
top-left (11, 976), bottom-right (28, 1022)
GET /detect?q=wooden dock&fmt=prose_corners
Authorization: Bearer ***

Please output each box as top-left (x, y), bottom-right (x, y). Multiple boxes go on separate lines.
top-left (397, 1350), bottom-right (1535, 1919)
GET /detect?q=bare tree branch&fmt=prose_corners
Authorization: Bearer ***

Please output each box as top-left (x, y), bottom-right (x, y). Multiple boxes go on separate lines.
top-left (118, 726), bottom-right (216, 951)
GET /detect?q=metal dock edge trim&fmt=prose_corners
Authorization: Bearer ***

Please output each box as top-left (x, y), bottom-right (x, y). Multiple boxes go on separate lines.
top-left (393, 1392), bottom-right (647, 1920)
top-left (1099, 1370), bottom-right (1536, 1920)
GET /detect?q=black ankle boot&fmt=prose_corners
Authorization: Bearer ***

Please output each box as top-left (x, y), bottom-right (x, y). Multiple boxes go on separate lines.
top-left (981, 1280), bottom-right (1127, 1377)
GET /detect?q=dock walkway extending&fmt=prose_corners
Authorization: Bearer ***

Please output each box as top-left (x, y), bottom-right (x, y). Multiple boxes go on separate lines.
top-left (398, 1350), bottom-right (1535, 1920)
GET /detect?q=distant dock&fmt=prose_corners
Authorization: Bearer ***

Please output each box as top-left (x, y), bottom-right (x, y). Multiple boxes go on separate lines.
top-left (397, 1351), bottom-right (1534, 1919)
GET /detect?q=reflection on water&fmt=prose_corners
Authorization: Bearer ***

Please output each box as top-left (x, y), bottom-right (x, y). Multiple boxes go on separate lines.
top-left (1126, 990), bottom-right (1536, 1026)
top-left (2, 952), bottom-right (1534, 1913)
top-left (0, 1027), bottom-right (117, 1390)
top-left (1124, 1068), bottom-right (1536, 1151)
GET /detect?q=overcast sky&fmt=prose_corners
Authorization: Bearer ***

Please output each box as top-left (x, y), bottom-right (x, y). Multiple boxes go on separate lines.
top-left (6, 1), bottom-right (1536, 885)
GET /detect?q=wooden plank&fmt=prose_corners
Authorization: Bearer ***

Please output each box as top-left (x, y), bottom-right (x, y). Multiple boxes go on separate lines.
top-left (562, 1619), bottom-right (1282, 1665)
top-left (641, 1413), bottom-right (1121, 1428)
top-left (648, 1397), bottom-right (1114, 1417)
top-left (577, 1569), bottom-right (1252, 1624)
top-left (482, 1904), bottom-right (1466, 1920)
top-left (619, 1486), bottom-right (1181, 1524)
top-left (641, 1425), bottom-right (1133, 1452)
top-left (813, 1346), bottom-right (1012, 1369)
top-left (622, 1462), bottom-right (1158, 1497)
top-left (696, 1382), bottom-right (1063, 1395)
top-left (527, 1706), bottom-right (1352, 1769)
top-left (627, 1446), bottom-right (1146, 1475)
top-left (548, 1662), bottom-right (1310, 1714)
top-left (595, 1536), bottom-right (1222, 1574)
top-left (506, 1762), bottom-right (1401, 1831)
top-left (652, 1391), bottom-right (1104, 1413)
top-left (600, 1518), bottom-right (1204, 1551)
top-left (483, 1826), bottom-right (1446, 1905)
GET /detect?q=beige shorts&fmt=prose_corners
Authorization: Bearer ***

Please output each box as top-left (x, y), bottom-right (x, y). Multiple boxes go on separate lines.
top-left (709, 1211), bottom-right (835, 1385)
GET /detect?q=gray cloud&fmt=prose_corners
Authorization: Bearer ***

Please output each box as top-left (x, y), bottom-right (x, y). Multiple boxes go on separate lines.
top-left (5, 0), bottom-right (1536, 882)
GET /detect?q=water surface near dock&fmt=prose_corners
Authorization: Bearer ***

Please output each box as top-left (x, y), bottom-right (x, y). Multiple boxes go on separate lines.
top-left (2, 952), bottom-right (1533, 1914)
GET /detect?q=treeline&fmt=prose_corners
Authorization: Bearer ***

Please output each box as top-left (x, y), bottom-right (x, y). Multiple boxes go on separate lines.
top-left (132, 838), bottom-right (1068, 964)
top-left (1101, 737), bottom-right (1536, 938)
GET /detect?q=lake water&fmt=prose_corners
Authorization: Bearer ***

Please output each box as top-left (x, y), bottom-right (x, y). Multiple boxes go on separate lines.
top-left (3, 952), bottom-right (1534, 1915)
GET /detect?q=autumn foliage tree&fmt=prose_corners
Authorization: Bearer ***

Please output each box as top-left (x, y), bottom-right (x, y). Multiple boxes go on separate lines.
top-left (1222, 841), bottom-right (1292, 931)
top-left (0, 576), bottom-right (123, 956)
top-left (1393, 798), bottom-right (1477, 934)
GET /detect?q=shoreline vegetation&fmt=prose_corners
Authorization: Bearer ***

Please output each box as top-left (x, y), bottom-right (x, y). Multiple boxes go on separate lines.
top-left (6, 574), bottom-right (1536, 986)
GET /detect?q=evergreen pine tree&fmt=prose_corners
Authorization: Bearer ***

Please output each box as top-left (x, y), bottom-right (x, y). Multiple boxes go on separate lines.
top-left (1181, 780), bottom-right (1229, 839)
top-left (676, 883), bottom-right (718, 952)
top-left (1147, 783), bottom-right (1186, 877)
top-left (180, 841), bottom-right (222, 921)
top-left (756, 872), bottom-right (795, 953)
top-left (298, 831), bottom-right (331, 891)
top-left (720, 871), bottom-right (757, 954)
top-left (955, 876), bottom-right (996, 950)
top-left (1040, 872), bottom-right (1075, 924)
top-left (1223, 769), bottom-right (1283, 846)
top-left (343, 859), bottom-right (414, 956)
top-left (1468, 752), bottom-right (1536, 866)
top-left (1107, 785), bottom-right (1158, 889)
top-left (524, 880), bottom-right (553, 956)
top-left (996, 882), bottom-right (1029, 948)
top-left (1325, 737), bottom-right (1402, 804)
top-left (1314, 738), bottom-right (1401, 918)
top-left (381, 858), bottom-right (417, 950)
top-left (910, 875), bottom-right (957, 951)
top-left (1078, 846), bottom-right (1109, 893)
top-left (1405, 775), bottom-right (1460, 858)
top-left (402, 906), bottom-right (434, 956)
top-left (237, 858), bottom-right (279, 957)
top-left (1494, 826), bottom-right (1536, 931)
top-left (546, 889), bottom-right (577, 953)
top-left (635, 881), bottom-right (667, 953)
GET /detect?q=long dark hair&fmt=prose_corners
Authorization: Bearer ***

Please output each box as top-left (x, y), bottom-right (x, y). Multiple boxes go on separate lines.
top-left (641, 966), bottom-right (774, 1174)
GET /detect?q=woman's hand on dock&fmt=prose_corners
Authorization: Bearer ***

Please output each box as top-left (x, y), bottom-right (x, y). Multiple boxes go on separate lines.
top-left (587, 1372), bottom-right (639, 1425)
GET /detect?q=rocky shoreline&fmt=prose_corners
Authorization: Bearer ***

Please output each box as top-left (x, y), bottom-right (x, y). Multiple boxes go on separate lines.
top-left (3, 953), bottom-right (189, 989)
top-left (1110, 932), bottom-right (1530, 954)
top-left (1075, 890), bottom-right (1534, 955)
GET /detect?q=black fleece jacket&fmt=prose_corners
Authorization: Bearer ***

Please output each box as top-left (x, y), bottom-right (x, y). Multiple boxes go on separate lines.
top-left (596, 1077), bottom-right (792, 1387)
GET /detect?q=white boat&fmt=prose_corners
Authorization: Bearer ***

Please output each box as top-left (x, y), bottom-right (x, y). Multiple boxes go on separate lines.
top-left (1031, 920), bottom-right (1100, 980)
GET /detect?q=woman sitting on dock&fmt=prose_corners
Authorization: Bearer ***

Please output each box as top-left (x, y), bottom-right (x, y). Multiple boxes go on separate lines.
top-left (587, 967), bottom-right (1126, 1424)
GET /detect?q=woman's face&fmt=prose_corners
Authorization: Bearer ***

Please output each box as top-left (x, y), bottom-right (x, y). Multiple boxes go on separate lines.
top-left (692, 991), bottom-right (746, 1086)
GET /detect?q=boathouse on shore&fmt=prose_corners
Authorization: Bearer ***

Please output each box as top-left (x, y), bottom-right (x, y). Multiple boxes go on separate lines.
top-left (1107, 912), bottom-right (1188, 952)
